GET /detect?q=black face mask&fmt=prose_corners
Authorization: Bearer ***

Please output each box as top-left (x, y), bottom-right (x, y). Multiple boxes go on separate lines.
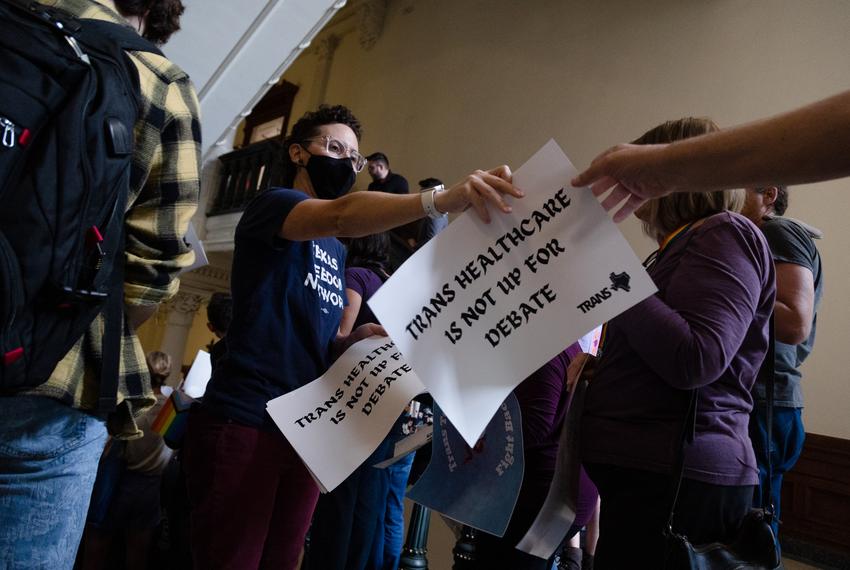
top-left (303, 152), bottom-right (356, 199)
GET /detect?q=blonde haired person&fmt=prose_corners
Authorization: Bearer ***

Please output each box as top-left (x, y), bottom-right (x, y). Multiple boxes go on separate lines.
top-left (576, 118), bottom-right (776, 568)
top-left (146, 351), bottom-right (171, 389)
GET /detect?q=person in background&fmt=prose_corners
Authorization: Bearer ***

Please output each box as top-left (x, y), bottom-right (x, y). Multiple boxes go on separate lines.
top-left (83, 351), bottom-right (175, 570)
top-left (367, 151), bottom-right (410, 195)
top-left (205, 291), bottom-right (233, 371)
top-left (183, 104), bottom-right (522, 570)
top-left (571, 90), bottom-right (850, 222)
top-left (577, 117), bottom-right (775, 568)
top-left (367, 152), bottom-right (418, 261)
top-left (740, 185), bottom-right (823, 536)
top-left (0, 1), bottom-right (200, 566)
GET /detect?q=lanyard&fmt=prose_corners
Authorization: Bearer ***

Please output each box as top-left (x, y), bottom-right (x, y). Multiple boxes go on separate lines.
top-left (660, 223), bottom-right (691, 252)
top-left (642, 223), bottom-right (693, 269)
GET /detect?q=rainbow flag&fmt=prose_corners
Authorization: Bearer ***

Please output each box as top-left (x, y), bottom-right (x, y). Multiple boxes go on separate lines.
top-left (152, 390), bottom-right (195, 448)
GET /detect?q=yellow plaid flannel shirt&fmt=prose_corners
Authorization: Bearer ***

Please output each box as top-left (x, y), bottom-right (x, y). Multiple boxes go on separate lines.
top-left (26, 0), bottom-right (201, 438)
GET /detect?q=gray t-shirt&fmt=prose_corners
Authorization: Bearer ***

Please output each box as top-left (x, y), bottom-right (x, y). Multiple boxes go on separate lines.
top-left (753, 217), bottom-right (823, 408)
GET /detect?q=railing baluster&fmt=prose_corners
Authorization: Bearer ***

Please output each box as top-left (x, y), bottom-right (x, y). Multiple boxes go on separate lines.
top-left (399, 503), bottom-right (431, 570)
top-left (209, 139), bottom-right (284, 215)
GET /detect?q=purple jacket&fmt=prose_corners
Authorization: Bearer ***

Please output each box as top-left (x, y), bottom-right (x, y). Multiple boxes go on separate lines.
top-left (581, 212), bottom-right (775, 486)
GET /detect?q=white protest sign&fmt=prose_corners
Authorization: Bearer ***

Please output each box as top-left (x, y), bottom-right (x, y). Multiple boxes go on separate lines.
top-left (179, 222), bottom-right (209, 274)
top-left (182, 350), bottom-right (211, 399)
top-left (516, 377), bottom-right (588, 558)
top-left (369, 139), bottom-right (657, 445)
top-left (266, 337), bottom-right (425, 493)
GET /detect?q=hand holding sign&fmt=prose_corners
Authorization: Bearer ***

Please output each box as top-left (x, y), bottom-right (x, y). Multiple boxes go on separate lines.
top-left (369, 140), bottom-right (657, 446)
top-left (433, 165), bottom-right (523, 223)
top-left (266, 337), bottom-right (425, 492)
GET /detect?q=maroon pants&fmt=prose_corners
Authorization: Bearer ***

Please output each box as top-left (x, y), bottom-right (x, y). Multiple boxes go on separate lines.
top-left (184, 407), bottom-right (319, 570)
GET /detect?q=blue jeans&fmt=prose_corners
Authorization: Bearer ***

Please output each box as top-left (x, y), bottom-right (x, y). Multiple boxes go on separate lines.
top-left (749, 406), bottom-right (805, 536)
top-left (382, 452), bottom-right (415, 570)
top-left (308, 437), bottom-right (393, 570)
top-left (0, 396), bottom-right (107, 569)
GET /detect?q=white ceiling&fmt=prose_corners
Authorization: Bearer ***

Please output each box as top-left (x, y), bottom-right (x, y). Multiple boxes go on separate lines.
top-left (163, 0), bottom-right (345, 159)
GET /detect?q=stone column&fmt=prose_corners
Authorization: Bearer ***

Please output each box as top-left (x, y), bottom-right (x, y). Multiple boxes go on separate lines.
top-left (159, 291), bottom-right (205, 386)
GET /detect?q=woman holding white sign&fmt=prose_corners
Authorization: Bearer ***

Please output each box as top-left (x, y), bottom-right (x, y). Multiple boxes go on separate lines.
top-left (577, 117), bottom-right (775, 568)
top-left (182, 105), bottom-right (523, 570)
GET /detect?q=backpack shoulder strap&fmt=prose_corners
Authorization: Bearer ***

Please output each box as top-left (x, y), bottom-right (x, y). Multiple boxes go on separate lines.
top-left (78, 18), bottom-right (164, 57)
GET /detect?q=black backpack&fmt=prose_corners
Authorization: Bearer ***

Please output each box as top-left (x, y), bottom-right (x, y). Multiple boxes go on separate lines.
top-left (0, 0), bottom-right (163, 412)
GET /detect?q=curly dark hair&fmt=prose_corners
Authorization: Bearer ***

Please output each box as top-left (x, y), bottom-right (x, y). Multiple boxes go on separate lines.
top-left (772, 186), bottom-right (789, 216)
top-left (206, 292), bottom-right (232, 335)
top-left (114, 0), bottom-right (185, 46)
top-left (282, 105), bottom-right (362, 187)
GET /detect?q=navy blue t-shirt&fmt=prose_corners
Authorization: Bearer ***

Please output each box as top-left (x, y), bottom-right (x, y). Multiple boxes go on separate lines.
top-left (203, 188), bottom-right (347, 429)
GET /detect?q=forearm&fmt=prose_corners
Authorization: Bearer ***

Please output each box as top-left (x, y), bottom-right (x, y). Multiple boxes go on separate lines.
top-left (284, 191), bottom-right (426, 241)
top-left (338, 192), bottom-right (426, 238)
top-left (663, 90), bottom-right (850, 191)
top-left (338, 289), bottom-right (362, 337)
top-left (283, 166), bottom-right (517, 241)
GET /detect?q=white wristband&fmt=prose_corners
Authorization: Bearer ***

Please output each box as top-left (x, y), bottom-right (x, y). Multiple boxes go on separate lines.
top-left (421, 184), bottom-right (446, 219)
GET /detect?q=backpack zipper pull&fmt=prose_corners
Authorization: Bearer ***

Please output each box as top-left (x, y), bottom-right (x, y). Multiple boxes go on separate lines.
top-left (86, 226), bottom-right (105, 270)
top-left (1, 118), bottom-right (15, 148)
top-left (63, 34), bottom-right (91, 65)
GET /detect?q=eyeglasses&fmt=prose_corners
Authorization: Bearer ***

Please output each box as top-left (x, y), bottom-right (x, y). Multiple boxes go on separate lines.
top-left (302, 136), bottom-right (366, 172)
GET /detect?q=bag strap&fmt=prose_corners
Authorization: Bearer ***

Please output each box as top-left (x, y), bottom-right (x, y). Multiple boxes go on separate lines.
top-left (0, 0), bottom-right (163, 57)
top-left (664, 387), bottom-right (698, 537)
top-left (760, 317), bottom-right (776, 516)
top-left (80, 18), bottom-right (153, 413)
top-left (96, 230), bottom-right (125, 415)
top-left (0, 0), bottom-right (82, 32)
top-left (79, 18), bottom-right (164, 57)
top-left (665, 316), bottom-right (776, 535)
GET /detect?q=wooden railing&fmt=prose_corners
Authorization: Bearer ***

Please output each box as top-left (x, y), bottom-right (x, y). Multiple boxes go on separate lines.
top-left (208, 139), bottom-right (286, 215)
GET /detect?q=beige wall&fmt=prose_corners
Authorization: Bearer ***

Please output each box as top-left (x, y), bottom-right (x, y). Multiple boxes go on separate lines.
top-left (278, 0), bottom-right (850, 440)
top-left (136, 307), bottom-right (167, 355)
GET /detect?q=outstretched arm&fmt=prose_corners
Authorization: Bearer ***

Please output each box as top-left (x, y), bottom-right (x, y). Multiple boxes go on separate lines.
top-left (573, 90), bottom-right (850, 222)
top-left (281, 166), bottom-right (522, 241)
